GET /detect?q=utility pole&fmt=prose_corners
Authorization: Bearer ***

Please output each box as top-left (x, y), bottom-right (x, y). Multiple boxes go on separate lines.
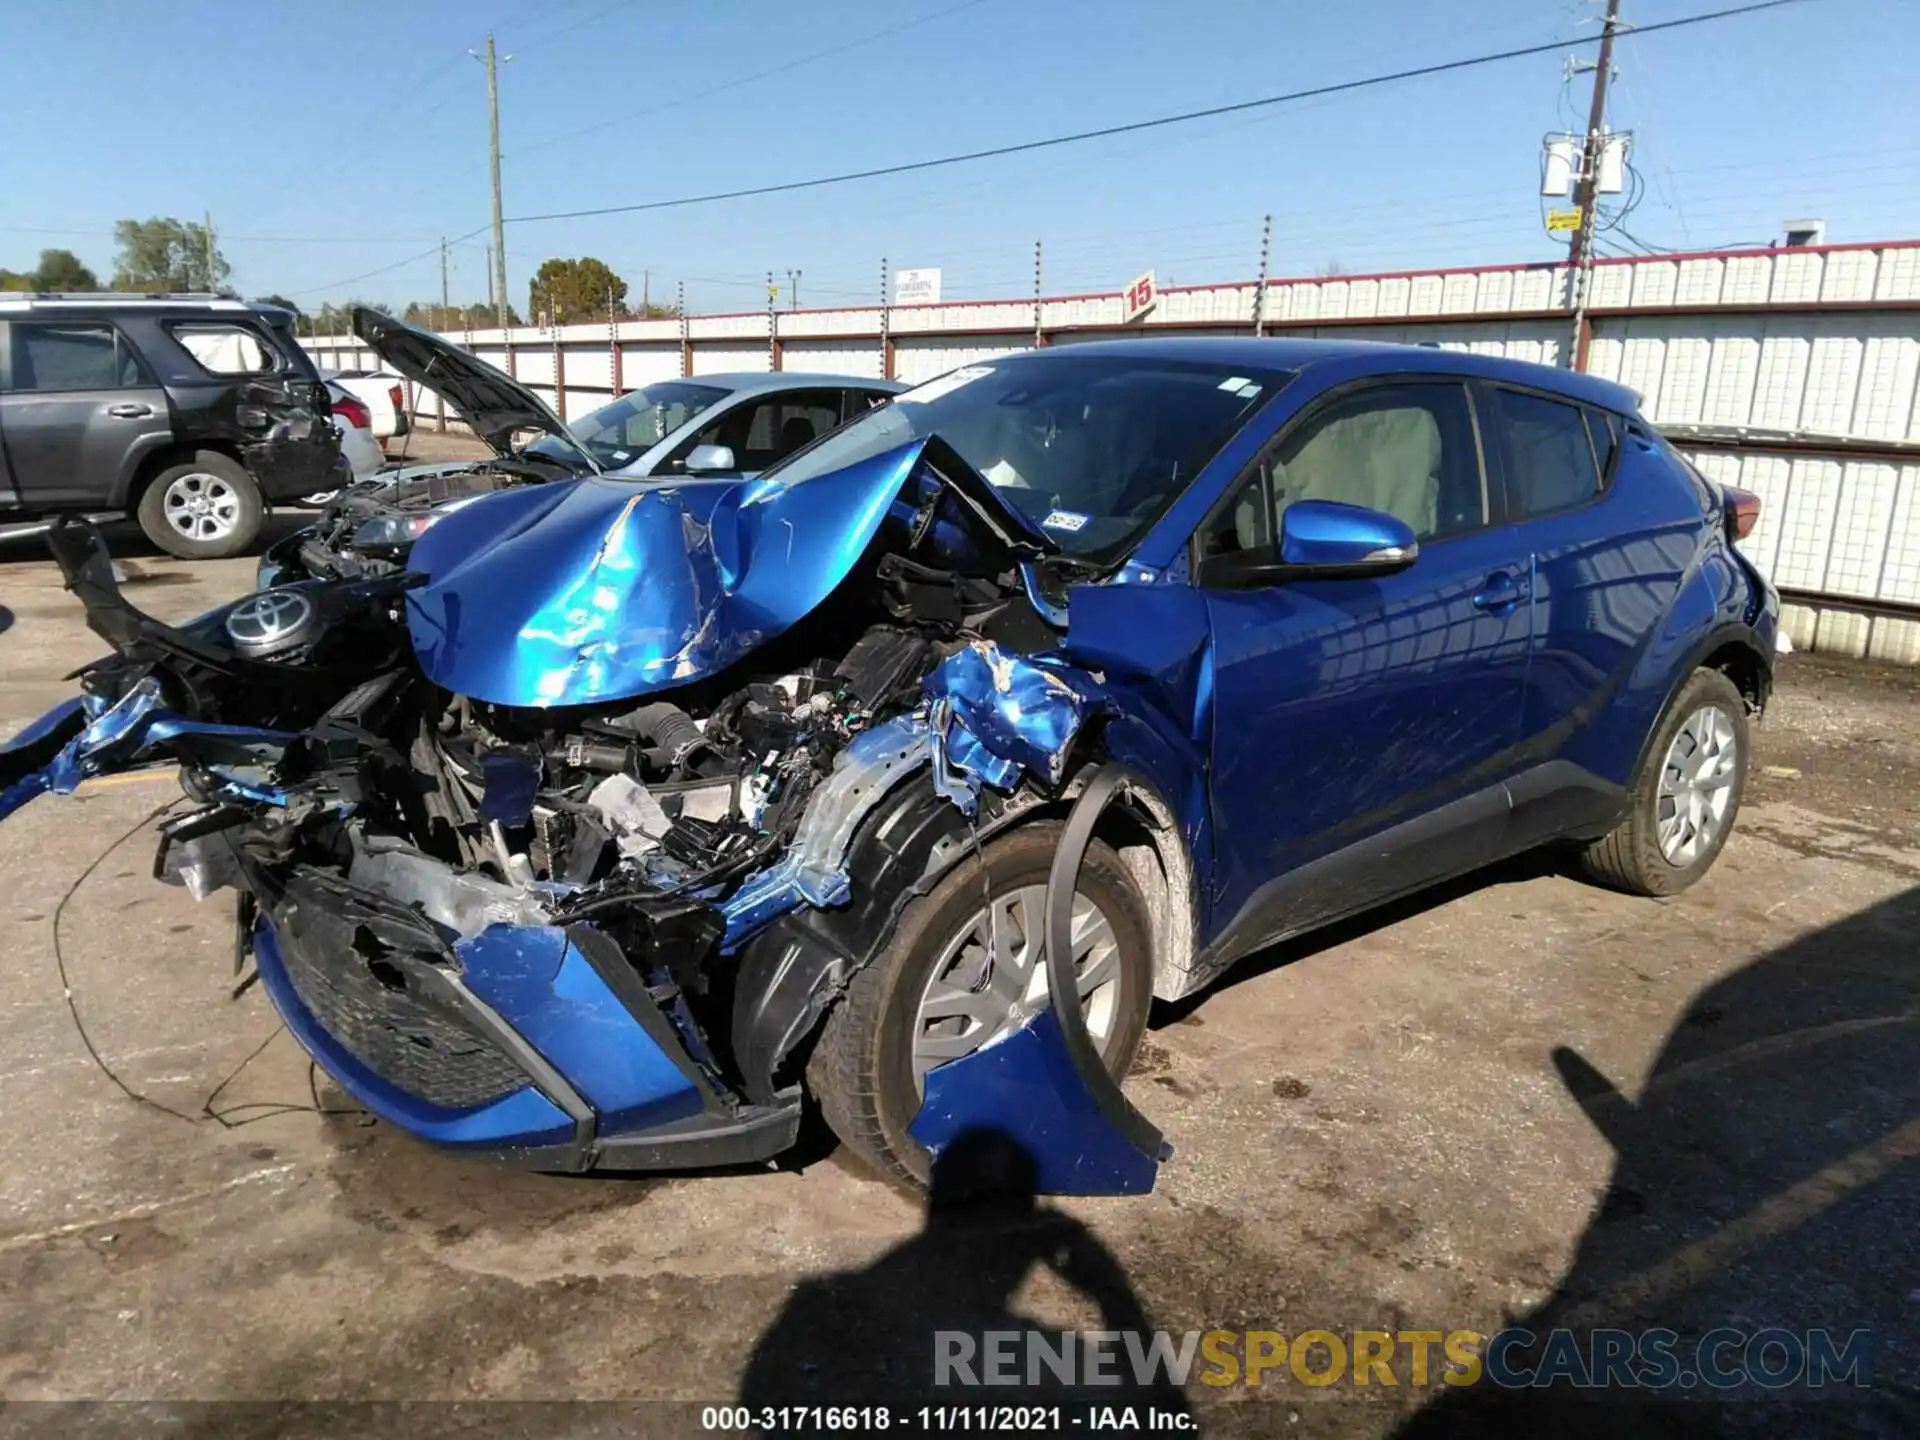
top-left (786, 268), bottom-right (801, 310)
top-left (485, 244), bottom-right (495, 319)
top-left (439, 236), bottom-right (449, 324)
top-left (202, 209), bottom-right (215, 292)
top-left (1564, 0), bottom-right (1623, 370)
top-left (472, 34), bottom-right (512, 329)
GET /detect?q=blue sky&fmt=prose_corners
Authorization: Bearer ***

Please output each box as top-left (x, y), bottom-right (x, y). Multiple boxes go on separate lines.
top-left (0, 0), bottom-right (1913, 315)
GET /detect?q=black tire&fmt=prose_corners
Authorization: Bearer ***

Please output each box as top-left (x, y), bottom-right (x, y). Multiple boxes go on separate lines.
top-left (807, 822), bottom-right (1154, 1188)
top-left (1578, 667), bottom-right (1749, 896)
top-left (134, 451), bottom-right (264, 560)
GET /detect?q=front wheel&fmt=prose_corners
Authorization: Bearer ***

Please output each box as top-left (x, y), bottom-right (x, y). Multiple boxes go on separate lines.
top-left (808, 822), bottom-right (1154, 1188)
top-left (136, 452), bottom-right (264, 559)
top-left (1578, 667), bottom-right (1749, 896)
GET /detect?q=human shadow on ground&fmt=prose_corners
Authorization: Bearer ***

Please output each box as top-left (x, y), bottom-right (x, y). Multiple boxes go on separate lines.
top-left (739, 1127), bottom-right (1193, 1425)
top-left (1395, 885), bottom-right (1920, 1437)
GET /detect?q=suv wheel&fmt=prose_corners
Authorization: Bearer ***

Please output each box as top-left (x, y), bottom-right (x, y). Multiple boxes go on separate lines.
top-left (808, 822), bottom-right (1154, 1188)
top-left (1578, 667), bottom-right (1749, 896)
top-left (136, 452), bottom-right (264, 559)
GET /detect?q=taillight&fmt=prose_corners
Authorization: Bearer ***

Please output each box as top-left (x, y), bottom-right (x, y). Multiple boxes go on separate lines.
top-left (1724, 485), bottom-right (1761, 541)
top-left (332, 394), bottom-right (373, 430)
top-left (388, 384), bottom-right (403, 417)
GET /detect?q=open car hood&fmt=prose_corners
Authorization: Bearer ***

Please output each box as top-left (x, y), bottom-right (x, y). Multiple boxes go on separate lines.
top-left (353, 307), bottom-right (597, 471)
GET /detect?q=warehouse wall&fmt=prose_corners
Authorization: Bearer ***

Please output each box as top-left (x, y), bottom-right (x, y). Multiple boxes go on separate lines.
top-left (302, 238), bottom-right (1920, 660)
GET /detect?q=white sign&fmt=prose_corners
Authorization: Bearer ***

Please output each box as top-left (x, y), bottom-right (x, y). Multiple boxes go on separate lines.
top-left (1122, 269), bottom-right (1157, 323)
top-left (893, 267), bottom-right (942, 306)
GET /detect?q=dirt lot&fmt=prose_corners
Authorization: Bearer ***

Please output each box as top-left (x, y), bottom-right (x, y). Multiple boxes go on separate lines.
top-left (0, 527), bottom-right (1915, 1436)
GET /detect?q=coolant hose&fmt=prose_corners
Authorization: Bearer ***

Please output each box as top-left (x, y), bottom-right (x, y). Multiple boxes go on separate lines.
top-left (1043, 766), bottom-right (1172, 1163)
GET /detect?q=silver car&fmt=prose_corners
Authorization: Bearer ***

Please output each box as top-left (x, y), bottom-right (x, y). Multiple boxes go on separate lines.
top-left (261, 309), bottom-right (903, 583)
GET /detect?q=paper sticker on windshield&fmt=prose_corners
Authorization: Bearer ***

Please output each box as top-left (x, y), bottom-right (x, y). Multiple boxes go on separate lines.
top-left (610, 450), bottom-right (632, 462)
top-left (1218, 376), bottom-right (1252, 392)
top-left (897, 366), bottom-right (992, 405)
top-left (1042, 509), bottom-right (1090, 533)
top-left (1236, 382), bottom-right (1262, 399)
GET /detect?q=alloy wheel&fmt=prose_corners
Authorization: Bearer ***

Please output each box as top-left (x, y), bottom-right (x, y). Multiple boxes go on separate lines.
top-left (162, 472), bottom-right (241, 543)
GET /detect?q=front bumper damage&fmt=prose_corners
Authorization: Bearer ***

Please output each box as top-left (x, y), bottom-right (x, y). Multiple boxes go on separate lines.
top-left (5, 496), bottom-right (1171, 1193)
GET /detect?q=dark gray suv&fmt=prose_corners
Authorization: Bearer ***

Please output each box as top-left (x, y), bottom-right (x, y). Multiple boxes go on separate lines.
top-left (0, 294), bottom-right (342, 558)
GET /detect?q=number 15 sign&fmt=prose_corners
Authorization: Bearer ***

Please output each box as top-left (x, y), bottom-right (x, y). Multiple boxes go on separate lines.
top-left (1123, 270), bottom-right (1157, 323)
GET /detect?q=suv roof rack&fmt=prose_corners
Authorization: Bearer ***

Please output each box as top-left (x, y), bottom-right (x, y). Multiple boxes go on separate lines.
top-left (0, 291), bottom-right (246, 304)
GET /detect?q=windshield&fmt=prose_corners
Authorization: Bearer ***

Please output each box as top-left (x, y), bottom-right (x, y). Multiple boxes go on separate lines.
top-left (527, 380), bottom-right (729, 471)
top-left (761, 353), bottom-right (1285, 560)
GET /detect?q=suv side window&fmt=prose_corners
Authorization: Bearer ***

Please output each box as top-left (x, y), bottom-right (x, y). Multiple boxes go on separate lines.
top-left (169, 323), bottom-right (276, 376)
top-left (7, 323), bottom-right (145, 392)
top-left (1199, 380), bottom-right (1483, 561)
top-left (1496, 388), bottom-right (1602, 518)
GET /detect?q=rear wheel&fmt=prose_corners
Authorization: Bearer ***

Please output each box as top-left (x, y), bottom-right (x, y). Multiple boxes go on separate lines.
top-left (808, 822), bottom-right (1153, 1188)
top-left (135, 452), bottom-right (264, 559)
top-left (1578, 667), bottom-right (1749, 896)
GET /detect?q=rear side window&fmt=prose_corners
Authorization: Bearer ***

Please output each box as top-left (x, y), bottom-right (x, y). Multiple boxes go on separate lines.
top-left (1498, 389), bottom-right (1600, 518)
top-left (170, 323), bottom-right (276, 376)
top-left (7, 323), bottom-right (144, 392)
top-left (1586, 409), bottom-right (1619, 483)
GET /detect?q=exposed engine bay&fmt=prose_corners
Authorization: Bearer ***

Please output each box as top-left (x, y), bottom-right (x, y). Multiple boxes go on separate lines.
top-left (3, 435), bottom-right (1167, 1190)
top-left (262, 455), bottom-right (574, 584)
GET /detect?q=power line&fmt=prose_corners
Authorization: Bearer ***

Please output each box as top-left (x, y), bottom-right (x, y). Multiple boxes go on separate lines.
top-left (503, 0), bottom-right (1813, 226)
top-left (293, 226), bottom-right (491, 298)
top-left (507, 0), bottom-right (996, 159)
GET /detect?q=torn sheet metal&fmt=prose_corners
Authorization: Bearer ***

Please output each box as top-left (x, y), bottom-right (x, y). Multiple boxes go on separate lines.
top-left (719, 716), bottom-right (930, 950)
top-left (910, 766), bottom-right (1168, 1196)
top-left (0, 682), bottom-right (295, 821)
top-left (908, 1007), bottom-right (1161, 1195)
top-left (923, 640), bottom-right (1098, 812)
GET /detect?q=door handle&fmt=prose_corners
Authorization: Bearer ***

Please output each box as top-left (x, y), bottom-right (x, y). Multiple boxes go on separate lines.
top-left (106, 403), bottom-right (153, 419)
top-left (1471, 571), bottom-right (1528, 612)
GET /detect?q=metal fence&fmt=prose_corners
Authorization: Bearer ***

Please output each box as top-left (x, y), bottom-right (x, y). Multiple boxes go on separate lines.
top-left (302, 238), bottom-right (1920, 663)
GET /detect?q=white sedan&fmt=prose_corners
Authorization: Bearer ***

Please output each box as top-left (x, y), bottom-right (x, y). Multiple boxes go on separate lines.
top-left (320, 368), bottom-right (410, 444)
top-left (322, 380), bottom-right (387, 492)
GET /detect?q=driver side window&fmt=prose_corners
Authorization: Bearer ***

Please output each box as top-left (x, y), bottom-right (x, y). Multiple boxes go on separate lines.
top-left (1198, 381), bottom-right (1484, 561)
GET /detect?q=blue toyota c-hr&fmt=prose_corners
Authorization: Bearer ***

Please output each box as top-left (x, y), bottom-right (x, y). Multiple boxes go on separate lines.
top-left (1, 333), bottom-right (1776, 1192)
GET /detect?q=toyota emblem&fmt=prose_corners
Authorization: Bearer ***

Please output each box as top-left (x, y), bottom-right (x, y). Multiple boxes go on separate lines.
top-left (224, 588), bottom-right (315, 656)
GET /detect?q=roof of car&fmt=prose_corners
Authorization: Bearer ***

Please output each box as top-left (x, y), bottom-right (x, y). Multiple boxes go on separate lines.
top-left (1031, 335), bottom-right (1642, 415)
top-left (0, 293), bottom-right (290, 319)
top-left (690, 371), bottom-right (907, 394)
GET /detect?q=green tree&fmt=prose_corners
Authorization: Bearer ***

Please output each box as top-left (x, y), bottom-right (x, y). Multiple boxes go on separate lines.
top-left (111, 217), bottom-right (230, 292)
top-left (32, 249), bottom-right (100, 290)
top-left (0, 250), bottom-right (102, 291)
top-left (401, 299), bottom-right (521, 330)
top-left (256, 292), bottom-right (302, 317)
top-left (528, 256), bottom-right (627, 325)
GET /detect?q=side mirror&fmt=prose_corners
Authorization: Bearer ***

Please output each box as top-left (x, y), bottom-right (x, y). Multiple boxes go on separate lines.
top-left (684, 443), bottom-right (736, 473)
top-left (1197, 499), bottom-right (1419, 588)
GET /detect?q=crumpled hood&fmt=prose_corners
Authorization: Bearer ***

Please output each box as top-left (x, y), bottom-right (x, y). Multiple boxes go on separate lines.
top-left (353, 307), bottom-right (593, 468)
top-left (405, 440), bottom-right (929, 706)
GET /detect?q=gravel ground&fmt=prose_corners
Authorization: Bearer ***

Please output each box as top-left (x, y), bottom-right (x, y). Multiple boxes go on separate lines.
top-left (0, 531), bottom-right (1914, 1437)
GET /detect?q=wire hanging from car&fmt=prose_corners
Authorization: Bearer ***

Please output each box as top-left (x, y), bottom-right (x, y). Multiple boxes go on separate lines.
top-left (50, 796), bottom-right (356, 1130)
